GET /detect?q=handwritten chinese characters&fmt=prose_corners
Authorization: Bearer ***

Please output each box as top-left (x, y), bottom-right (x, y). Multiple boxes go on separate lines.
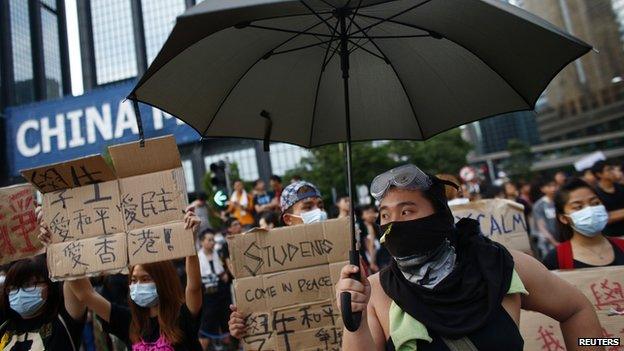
top-left (0, 184), bottom-right (42, 265)
top-left (520, 266), bottom-right (624, 351)
top-left (230, 219), bottom-right (348, 351)
top-left (47, 233), bottom-right (127, 278)
top-left (243, 302), bottom-right (342, 351)
top-left (24, 136), bottom-right (196, 280)
top-left (127, 221), bottom-right (196, 266)
top-left (43, 181), bottom-right (124, 243)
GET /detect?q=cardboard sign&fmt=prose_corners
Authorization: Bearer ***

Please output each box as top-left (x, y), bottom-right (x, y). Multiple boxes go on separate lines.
top-left (21, 135), bottom-right (196, 280)
top-left (0, 184), bottom-right (43, 264)
top-left (228, 218), bottom-right (350, 351)
top-left (520, 266), bottom-right (624, 351)
top-left (110, 136), bottom-right (194, 266)
top-left (227, 218), bottom-right (350, 279)
top-left (47, 233), bottom-right (128, 277)
top-left (450, 199), bottom-right (531, 253)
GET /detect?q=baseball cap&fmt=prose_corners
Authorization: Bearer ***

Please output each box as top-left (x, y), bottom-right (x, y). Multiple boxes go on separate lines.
top-left (280, 181), bottom-right (322, 214)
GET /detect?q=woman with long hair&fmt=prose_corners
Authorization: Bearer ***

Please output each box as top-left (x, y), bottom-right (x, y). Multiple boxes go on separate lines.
top-left (40, 207), bottom-right (203, 350)
top-left (0, 255), bottom-right (86, 350)
top-left (543, 178), bottom-right (624, 269)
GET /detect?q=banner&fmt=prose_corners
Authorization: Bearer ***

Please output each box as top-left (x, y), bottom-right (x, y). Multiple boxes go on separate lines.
top-left (22, 135), bottom-right (196, 280)
top-left (0, 184), bottom-right (43, 264)
top-left (227, 217), bottom-right (350, 351)
top-left (450, 199), bottom-right (531, 253)
top-left (520, 266), bottom-right (624, 351)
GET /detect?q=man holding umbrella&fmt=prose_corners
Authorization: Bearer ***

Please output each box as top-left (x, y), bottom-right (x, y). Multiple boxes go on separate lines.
top-left (333, 164), bottom-right (603, 350)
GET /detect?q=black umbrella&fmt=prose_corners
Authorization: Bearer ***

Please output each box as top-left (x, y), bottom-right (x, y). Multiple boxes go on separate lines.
top-left (128, 0), bottom-right (591, 331)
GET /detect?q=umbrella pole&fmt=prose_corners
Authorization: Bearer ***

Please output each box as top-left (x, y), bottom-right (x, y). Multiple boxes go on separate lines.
top-left (338, 10), bottom-right (363, 332)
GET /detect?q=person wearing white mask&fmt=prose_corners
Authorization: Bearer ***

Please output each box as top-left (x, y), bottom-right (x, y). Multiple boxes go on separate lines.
top-left (0, 255), bottom-right (86, 350)
top-left (228, 181), bottom-right (327, 337)
top-left (279, 181), bottom-right (327, 226)
top-left (543, 178), bottom-right (624, 270)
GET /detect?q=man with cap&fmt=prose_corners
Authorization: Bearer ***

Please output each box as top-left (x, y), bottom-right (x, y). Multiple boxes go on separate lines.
top-left (335, 164), bottom-right (602, 350)
top-left (279, 180), bottom-right (327, 226)
top-left (228, 181), bottom-right (328, 337)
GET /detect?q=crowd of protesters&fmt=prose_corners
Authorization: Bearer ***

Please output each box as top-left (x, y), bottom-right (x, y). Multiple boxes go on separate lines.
top-left (0, 159), bottom-right (622, 351)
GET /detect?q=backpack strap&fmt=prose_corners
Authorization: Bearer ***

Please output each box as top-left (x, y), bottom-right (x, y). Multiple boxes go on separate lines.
top-left (607, 238), bottom-right (624, 252)
top-left (57, 313), bottom-right (77, 351)
top-left (556, 241), bottom-right (574, 269)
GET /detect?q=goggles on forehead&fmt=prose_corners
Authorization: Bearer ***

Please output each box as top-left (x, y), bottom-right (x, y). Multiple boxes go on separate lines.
top-left (370, 164), bottom-right (459, 201)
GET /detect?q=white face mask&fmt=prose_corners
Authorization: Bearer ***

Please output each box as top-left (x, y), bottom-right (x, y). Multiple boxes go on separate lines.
top-left (567, 205), bottom-right (609, 237)
top-left (297, 208), bottom-right (328, 224)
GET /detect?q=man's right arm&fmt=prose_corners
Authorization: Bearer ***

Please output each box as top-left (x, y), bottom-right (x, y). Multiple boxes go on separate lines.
top-left (336, 265), bottom-right (384, 351)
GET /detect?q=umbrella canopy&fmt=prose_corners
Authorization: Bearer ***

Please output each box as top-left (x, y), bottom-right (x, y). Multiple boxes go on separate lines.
top-left (129, 0), bottom-right (590, 147)
top-left (128, 0), bottom-right (591, 332)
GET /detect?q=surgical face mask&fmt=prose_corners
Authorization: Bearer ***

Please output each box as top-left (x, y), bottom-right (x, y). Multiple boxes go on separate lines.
top-left (130, 283), bottom-right (159, 308)
top-left (298, 208), bottom-right (328, 224)
top-left (9, 287), bottom-right (45, 318)
top-left (568, 205), bottom-right (608, 237)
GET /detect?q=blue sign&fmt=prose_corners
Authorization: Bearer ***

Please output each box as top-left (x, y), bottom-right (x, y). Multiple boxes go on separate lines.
top-left (3, 81), bottom-right (199, 176)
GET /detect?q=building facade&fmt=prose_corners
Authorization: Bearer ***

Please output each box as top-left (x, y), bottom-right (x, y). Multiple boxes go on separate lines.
top-left (0, 0), bottom-right (311, 190)
top-left (521, 0), bottom-right (624, 142)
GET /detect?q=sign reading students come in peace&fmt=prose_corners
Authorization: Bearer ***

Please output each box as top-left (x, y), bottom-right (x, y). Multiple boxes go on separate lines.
top-left (21, 135), bottom-right (196, 280)
top-left (227, 217), bottom-right (350, 351)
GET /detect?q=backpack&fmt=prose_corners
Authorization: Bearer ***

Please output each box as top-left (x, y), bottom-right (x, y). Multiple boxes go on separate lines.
top-left (556, 238), bottom-right (624, 269)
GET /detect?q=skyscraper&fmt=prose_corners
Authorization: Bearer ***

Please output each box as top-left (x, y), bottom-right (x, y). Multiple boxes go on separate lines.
top-left (78, 0), bottom-right (193, 90)
top-left (520, 0), bottom-right (624, 141)
top-left (0, 0), bottom-right (70, 106)
top-left (469, 111), bottom-right (540, 155)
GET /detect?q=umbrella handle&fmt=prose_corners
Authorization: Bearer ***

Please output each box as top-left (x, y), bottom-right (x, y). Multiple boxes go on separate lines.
top-left (341, 249), bottom-right (362, 332)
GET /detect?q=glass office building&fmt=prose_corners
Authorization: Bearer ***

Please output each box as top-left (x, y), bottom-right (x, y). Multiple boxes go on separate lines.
top-left (0, 0), bottom-right (70, 106)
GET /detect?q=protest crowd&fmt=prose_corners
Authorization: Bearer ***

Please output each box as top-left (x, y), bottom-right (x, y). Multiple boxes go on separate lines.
top-left (0, 153), bottom-right (622, 351)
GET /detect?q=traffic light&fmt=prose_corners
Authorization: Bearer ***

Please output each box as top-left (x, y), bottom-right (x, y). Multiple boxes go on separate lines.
top-left (210, 161), bottom-right (227, 190)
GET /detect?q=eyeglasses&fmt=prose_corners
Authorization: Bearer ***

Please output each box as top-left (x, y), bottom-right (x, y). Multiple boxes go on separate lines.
top-left (7, 281), bottom-right (46, 293)
top-left (370, 164), bottom-right (432, 201)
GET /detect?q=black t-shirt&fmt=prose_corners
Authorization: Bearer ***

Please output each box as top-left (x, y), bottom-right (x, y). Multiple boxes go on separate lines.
top-left (253, 192), bottom-right (273, 207)
top-left (0, 305), bottom-right (85, 350)
top-left (595, 183), bottom-right (624, 237)
top-left (543, 240), bottom-right (624, 270)
top-left (103, 302), bottom-right (201, 351)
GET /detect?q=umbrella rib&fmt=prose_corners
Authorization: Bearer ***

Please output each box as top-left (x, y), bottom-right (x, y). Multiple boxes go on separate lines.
top-left (272, 38), bottom-right (339, 56)
top-left (348, 0), bottom-right (434, 36)
top-left (348, 39), bottom-right (387, 62)
top-left (202, 19), bottom-right (335, 136)
top-left (247, 24), bottom-right (336, 38)
top-left (300, 0), bottom-right (335, 32)
top-left (350, 20), bottom-right (426, 139)
top-left (308, 17), bottom-right (340, 147)
top-left (345, 0), bottom-right (364, 35)
top-left (355, 14), bottom-right (532, 107)
top-left (354, 13), bottom-right (433, 36)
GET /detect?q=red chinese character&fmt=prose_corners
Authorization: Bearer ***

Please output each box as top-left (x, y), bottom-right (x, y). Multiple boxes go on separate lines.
top-left (8, 191), bottom-right (37, 253)
top-left (591, 279), bottom-right (624, 312)
top-left (536, 325), bottom-right (565, 351)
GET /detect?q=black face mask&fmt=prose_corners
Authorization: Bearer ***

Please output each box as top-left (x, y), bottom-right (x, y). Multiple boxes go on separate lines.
top-left (381, 211), bottom-right (455, 258)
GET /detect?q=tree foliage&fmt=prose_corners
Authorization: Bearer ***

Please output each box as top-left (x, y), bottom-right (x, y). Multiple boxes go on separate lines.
top-left (284, 128), bottom-right (472, 203)
top-left (504, 139), bottom-right (533, 182)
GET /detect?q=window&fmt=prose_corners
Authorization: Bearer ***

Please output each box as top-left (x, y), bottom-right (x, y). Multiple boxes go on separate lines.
top-left (141, 0), bottom-right (186, 64)
top-left (269, 143), bottom-right (312, 176)
top-left (91, 0), bottom-right (137, 84)
top-left (204, 148), bottom-right (259, 182)
top-left (9, 0), bottom-right (35, 104)
top-left (41, 7), bottom-right (63, 99)
top-left (182, 159), bottom-right (195, 193)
